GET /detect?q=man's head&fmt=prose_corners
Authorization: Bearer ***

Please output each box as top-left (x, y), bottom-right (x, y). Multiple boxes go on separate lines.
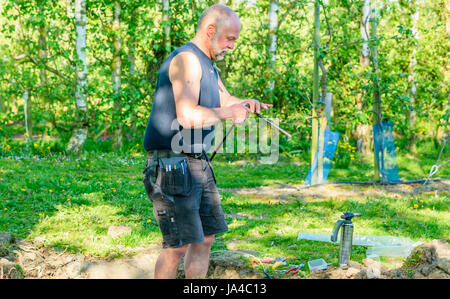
top-left (195, 4), bottom-right (240, 61)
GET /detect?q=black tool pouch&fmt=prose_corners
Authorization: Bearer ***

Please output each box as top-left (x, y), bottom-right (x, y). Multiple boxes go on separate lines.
top-left (143, 158), bottom-right (160, 200)
top-left (158, 156), bottom-right (192, 196)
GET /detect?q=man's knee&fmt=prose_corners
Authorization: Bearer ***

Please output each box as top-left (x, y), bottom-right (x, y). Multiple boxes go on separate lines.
top-left (196, 234), bottom-right (215, 249)
top-left (164, 244), bottom-right (189, 259)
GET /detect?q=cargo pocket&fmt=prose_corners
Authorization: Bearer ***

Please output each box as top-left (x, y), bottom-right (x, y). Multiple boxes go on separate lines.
top-left (158, 157), bottom-right (192, 196)
top-left (142, 159), bottom-right (159, 200)
top-left (156, 209), bottom-right (181, 248)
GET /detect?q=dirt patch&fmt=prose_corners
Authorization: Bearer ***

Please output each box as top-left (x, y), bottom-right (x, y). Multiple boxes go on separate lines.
top-left (0, 235), bottom-right (263, 279)
top-left (0, 234), bottom-right (162, 279)
top-left (176, 251), bottom-right (266, 279)
top-left (0, 235), bottom-right (448, 279)
top-left (220, 180), bottom-right (449, 202)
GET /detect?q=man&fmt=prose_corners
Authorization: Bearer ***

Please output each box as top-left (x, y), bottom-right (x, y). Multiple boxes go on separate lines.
top-left (142, 4), bottom-right (272, 279)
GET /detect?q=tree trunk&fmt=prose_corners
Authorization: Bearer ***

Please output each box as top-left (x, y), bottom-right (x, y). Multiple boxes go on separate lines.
top-left (310, 0), bottom-right (321, 185)
top-left (370, 8), bottom-right (382, 181)
top-left (112, 0), bottom-right (122, 151)
top-left (67, 0), bottom-right (88, 154)
top-left (268, 0), bottom-right (278, 101)
top-left (39, 5), bottom-right (52, 137)
top-left (360, 0), bottom-right (370, 66)
top-left (38, 6), bottom-right (47, 89)
top-left (355, 0), bottom-right (371, 155)
top-left (407, 3), bottom-right (419, 155)
top-left (162, 0), bottom-right (171, 55)
top-left (23, 90), bottom-right (32, 140)
top-left (128, 15), bottom-right (137, 135)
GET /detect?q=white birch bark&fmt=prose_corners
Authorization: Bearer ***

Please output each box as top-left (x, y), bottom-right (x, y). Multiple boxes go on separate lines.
top-left (112, 2), bottom-right (121, 96)
top-left (23, 90), bottom-right (32, 140)
top-left (360, 0), bottom-right (370, 66)
top-left (112, 1), bottom-right (123, 150)
top-left (268, 0), bottom-right (278, 92)
top-left (74, 0), bottom-right (87, 113)
top-left (67, 0), bottom-right (88, 153)
top-left (355, 0), bottom-right (371, 155)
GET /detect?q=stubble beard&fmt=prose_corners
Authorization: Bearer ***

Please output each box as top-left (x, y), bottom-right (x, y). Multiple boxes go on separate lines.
top-left (211, 35), bottom-right (228, 61)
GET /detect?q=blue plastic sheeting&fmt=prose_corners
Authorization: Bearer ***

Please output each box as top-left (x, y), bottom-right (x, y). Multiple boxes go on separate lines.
top-left (373, 122), bottom-right (401, 182)
top-left (305, 128), bottom-right (340, 185)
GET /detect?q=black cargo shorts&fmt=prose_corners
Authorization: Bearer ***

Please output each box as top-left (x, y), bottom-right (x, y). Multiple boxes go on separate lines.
top-left (142, 150), bottom-right (228, 248)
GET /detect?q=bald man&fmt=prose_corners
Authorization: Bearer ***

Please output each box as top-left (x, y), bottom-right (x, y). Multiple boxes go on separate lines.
top-left (142, 4), bottom-right (271, 279)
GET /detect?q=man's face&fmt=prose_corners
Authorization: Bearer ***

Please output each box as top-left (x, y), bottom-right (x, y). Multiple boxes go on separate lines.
top-left (210, 18), bottom-right (240, 61)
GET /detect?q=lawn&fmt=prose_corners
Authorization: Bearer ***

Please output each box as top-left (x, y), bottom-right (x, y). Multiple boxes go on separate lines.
top-left (0, 140), bottom-right (449, 277)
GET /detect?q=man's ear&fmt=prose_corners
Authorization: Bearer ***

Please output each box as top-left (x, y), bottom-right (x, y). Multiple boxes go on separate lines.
top-left (206, 23), bottom-right (216, 39)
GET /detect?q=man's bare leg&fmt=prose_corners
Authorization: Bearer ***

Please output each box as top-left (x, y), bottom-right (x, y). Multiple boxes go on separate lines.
top-left (184, 235), bottom-right (215, 278)
top-left (154, 245), bottom-right (188, 279)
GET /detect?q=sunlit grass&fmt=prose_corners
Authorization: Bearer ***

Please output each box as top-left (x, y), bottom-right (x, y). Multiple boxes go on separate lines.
top-left (0, 140), bottom-right (448, 272)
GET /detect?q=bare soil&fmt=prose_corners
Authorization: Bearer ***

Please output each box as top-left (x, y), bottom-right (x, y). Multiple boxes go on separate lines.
top-left (1, 236), bottom-right (448, 279)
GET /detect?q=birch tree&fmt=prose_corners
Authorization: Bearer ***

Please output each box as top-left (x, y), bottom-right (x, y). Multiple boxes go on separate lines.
top-left (360, 0), bottom-right (370, 67)
top-left (127, 3), bottom-right (138, 135)
top-left (162, 0), bottom-right (171, 55)
top-left (23, 89), bottom-right (32, 140)
top-left (310, 0), bottom-right (321, 185)
top-left (355, 0), bottom-right (371, 155)
top-left (67, 0), bottom-right (88, 153)
top-left (112, 0), bottom-right (122, 150)
top-left (369, 8), bottom-right (383, 181)
top-left (268, 0), bottom-right (278, 98)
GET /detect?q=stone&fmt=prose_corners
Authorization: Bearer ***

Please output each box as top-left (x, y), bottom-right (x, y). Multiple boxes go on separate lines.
top-left (0, 232), bottom-right (12, 246)
top-left (366, 264), bottom-right (382, 279)
top-left (347, 260), bottom-right (363, 270)
top-left (0, 258), bottom-right (21, 279)
top-left (431, 240), bottom-right (450, 274)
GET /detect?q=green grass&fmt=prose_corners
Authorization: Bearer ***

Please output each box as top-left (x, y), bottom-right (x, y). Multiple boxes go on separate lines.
top-left (0, 139), bottom-right (448, 277)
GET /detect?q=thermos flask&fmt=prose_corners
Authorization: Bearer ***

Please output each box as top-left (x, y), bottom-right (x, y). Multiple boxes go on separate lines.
top-left (330, 212), bottom-right (362, 266)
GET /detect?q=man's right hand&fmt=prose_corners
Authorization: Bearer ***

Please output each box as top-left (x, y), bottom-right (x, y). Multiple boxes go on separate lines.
top-left (229, 103), bottom-right (249, 124)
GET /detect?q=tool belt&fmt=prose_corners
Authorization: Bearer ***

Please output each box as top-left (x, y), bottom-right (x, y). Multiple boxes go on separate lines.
top-left (147, 149), bottom-right (207, 161)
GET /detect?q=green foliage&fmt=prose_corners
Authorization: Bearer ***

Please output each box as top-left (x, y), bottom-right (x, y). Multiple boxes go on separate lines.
top-left (0, 0), bottom-right (448, 157)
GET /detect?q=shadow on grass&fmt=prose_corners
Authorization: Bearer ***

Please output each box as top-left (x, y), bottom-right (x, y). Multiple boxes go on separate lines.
top-left (0, 155), bottom-right (160, 256)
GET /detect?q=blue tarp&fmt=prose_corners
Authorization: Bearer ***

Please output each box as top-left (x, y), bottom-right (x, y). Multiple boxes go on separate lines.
top-left (305, 127), bottom-right (340, 185)
top-left (373, 122), bottom-right (401, 182)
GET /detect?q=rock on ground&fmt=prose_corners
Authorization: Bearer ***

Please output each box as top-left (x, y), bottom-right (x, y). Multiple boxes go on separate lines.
top-left (309, 240), bottom-right (450, 279)
top-left (389, 239), bottom-right (450, 279)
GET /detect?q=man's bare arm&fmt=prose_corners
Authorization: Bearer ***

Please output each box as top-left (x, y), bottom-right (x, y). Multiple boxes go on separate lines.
top-left (170, 52), bottom-right (248, 128)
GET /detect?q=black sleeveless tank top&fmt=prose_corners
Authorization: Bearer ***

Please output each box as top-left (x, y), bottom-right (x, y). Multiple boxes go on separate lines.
top-left (143, 42), bottom-right (220, 153)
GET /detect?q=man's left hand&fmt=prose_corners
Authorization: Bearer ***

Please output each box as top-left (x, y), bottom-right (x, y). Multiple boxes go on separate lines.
top-left (241, 99), bottom-right (273, 114)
